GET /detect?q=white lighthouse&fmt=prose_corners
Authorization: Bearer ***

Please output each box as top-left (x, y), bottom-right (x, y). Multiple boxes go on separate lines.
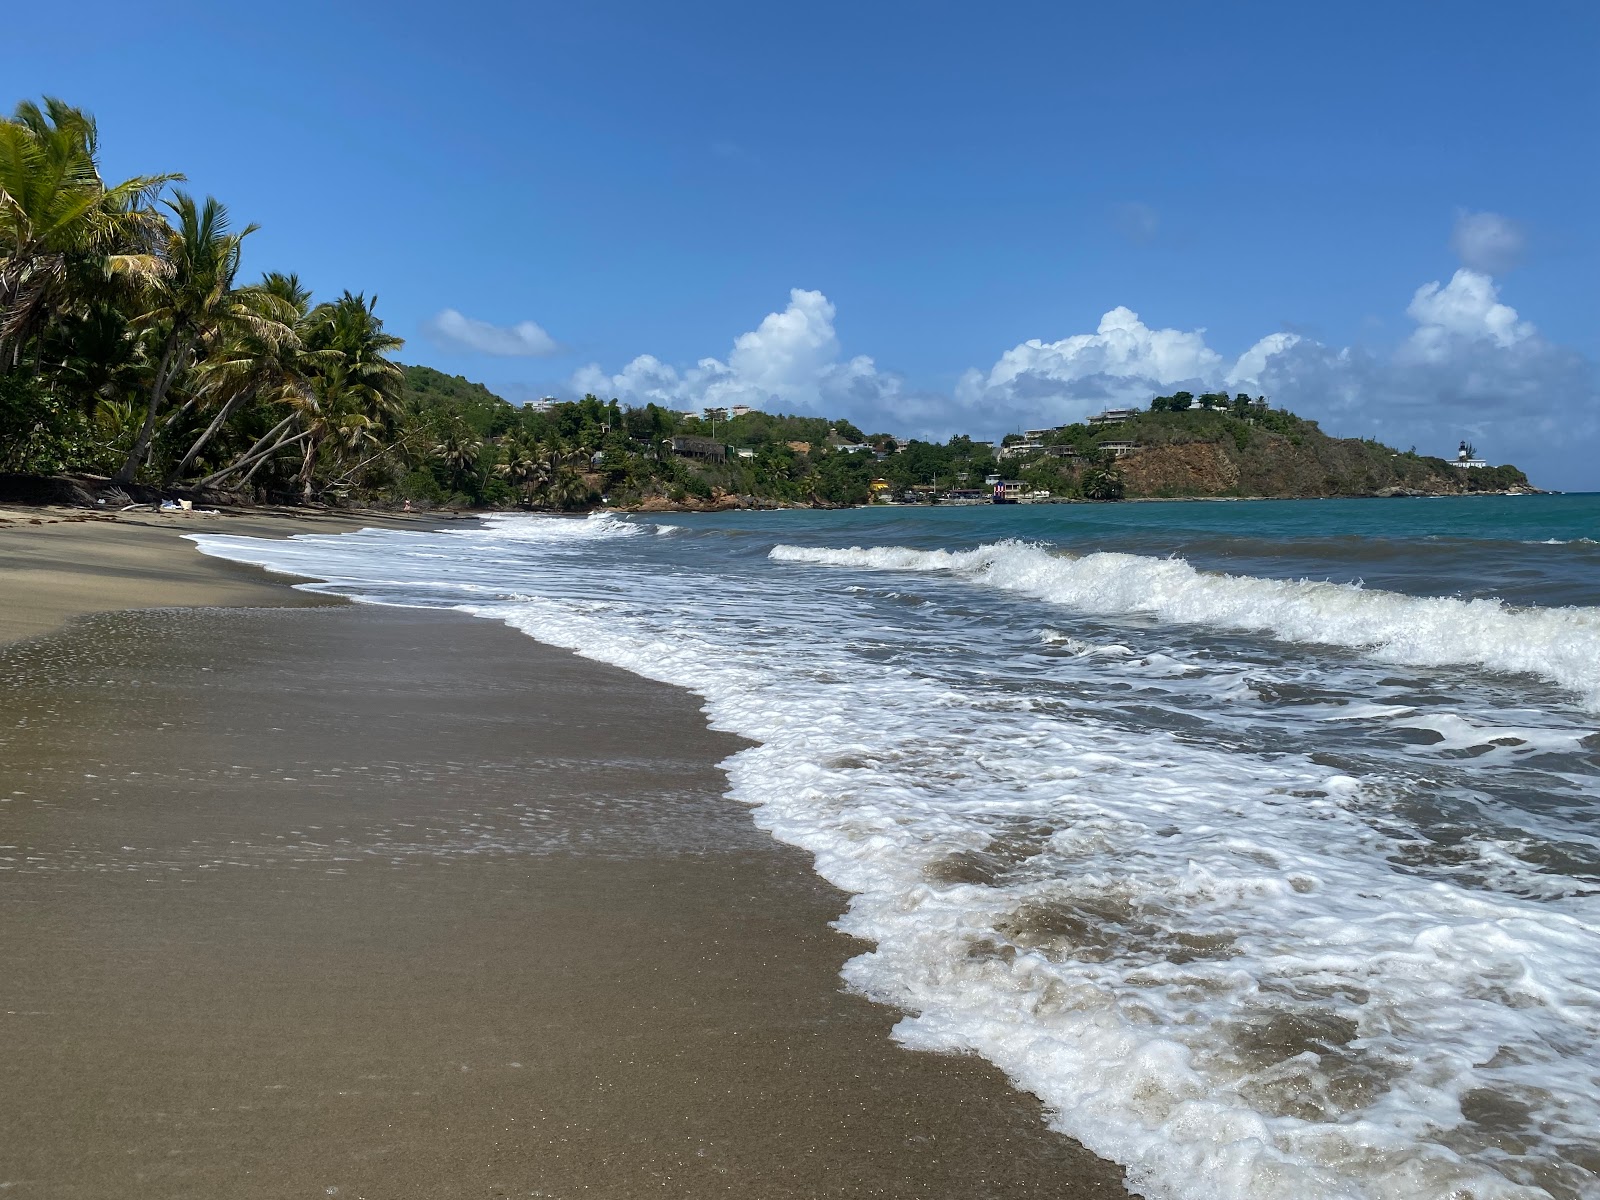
top-left (1454, 441), bottom-right (1489, 469)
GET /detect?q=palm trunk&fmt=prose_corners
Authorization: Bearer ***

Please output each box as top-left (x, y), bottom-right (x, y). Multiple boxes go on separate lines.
top-left (296, 432), bottom-right (324, 502)
top-left (323, 438), bottom-right (406, 492)
top-left (164, 387), bottom-right (253, 486)
top-left (196, 430), bottom-right (309, 489)
top-left (239, 444), bottom-right (283, 486)
top-left (114, 329), bottom-right (189, 484)
top-left (194, 414), bottom-right (299, 487)
top-left (158, 395), bottom-right (197, 434)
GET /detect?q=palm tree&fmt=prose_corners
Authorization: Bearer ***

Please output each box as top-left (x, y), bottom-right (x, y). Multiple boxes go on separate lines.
top-left (197, 292), bottom-right (402, 499)
top-left (432, 420), bottom-right (484, 495)
top-left (115, 192), bottom-right (262, 483)
top-left (292, 292), bottom-right (402, 499)
top-left (0, 98), bottom-right (174, 371)
top-left (544, 464), bottom-right (594, 511)
top-left (39, 298), bottom-right (146, 415)
top-left (495, 436), bottom-right (546, 506)
top-left (163, 272), bottom-right (326, 485)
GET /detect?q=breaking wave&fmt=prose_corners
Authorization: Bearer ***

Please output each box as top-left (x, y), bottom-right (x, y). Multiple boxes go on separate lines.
top-left (771, 540), bottom-right (1600, 710)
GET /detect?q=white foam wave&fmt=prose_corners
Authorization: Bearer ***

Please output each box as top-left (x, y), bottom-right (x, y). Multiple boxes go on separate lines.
top-left (773, 540), bottom-right (1600, 710)
top-left (478, 512), bottom-right (642, 542)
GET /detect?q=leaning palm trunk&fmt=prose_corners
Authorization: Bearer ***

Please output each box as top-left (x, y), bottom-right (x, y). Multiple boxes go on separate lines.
top-left (194, 413), bottom-right (299, 487)
top-left (195, 429), bottom-right (310, 490)
top-left (114, 331), bottom-right (190, 483)
top-left (321, 433), bottom-right (418, 493)
top-left (296, 431), bottom-right (327, 502)
top-left (240, 437), bottom-right (298, 486)
top-left (164, 387), bottom-right (254, 486)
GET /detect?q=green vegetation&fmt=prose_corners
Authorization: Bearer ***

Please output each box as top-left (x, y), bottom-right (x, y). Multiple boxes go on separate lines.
top-left (0, 96), bottom-right (978, 510)
top-left (991, 393), bottom-right (1530, 500)
top-left (0, 96), bottom-right (1531, 511)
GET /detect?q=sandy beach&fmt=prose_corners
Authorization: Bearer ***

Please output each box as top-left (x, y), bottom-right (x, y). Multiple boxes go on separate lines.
top-left (0, 510), bottom-right (1127, 1198)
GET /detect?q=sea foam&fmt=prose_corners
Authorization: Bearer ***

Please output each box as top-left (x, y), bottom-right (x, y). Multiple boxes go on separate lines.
top-left (771, 540), bottom-right (1600, 711)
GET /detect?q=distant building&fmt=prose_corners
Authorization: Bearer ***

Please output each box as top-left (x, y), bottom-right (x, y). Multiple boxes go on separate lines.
top-left (997, 441), bottom-right (1041, 461)
top-left (1454, 441), bottom-right (1489, 468)
top-left (734, 447), bottom-right (756, 459)
top-left (1041, 445), bottom-right (1084, 462)
top-left (730, 405), bottom-right (755, 417)
top-left (1088, 408), bottom-right (1139, 426)
top-left (529, 396), bottom-right (559, 413)
top-left (667, 435), bottom-right (726, 462)
top-left (1099, 440), bottom-right (1140, 458)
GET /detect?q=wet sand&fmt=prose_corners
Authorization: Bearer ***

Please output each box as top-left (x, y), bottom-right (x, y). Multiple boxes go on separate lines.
top-left (0, 505), bottom-right (457, 644)
top-left (0, 519), bottom-right (1129, 1198)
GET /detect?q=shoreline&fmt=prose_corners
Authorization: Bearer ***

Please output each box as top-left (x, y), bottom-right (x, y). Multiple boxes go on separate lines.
top-left (0, 515), bottom-right (1130, 1197)
top-left (0, 503), bottom-right (468, 645)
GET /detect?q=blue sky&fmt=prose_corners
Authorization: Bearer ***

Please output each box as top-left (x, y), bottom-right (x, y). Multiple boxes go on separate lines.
top-left (5, 0), bottom-right (1597, 486)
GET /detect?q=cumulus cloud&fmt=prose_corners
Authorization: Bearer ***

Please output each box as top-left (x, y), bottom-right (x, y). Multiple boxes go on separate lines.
top-left (1403, 268), bottom-right (1533, 359)
top-left (953, 306), bottom-right (1224, 429)
top-left (573, 288), bottom-right (921, 425)
top-left (1450, 210), bottom-right (1527, 274)
top-left (422, 308), bottom-right (559, 357)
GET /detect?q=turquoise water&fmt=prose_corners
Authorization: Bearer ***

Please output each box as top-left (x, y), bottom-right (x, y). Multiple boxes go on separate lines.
top-left (684, 492), bottom-right (1600, 606)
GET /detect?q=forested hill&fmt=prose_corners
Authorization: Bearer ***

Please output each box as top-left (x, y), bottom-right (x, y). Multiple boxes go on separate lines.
top-left (0, 97), bottom-right (1533, 513)
top-left (363, 375), bottom-right (1532, 510)
top-left (995, 395), bottom-right (1533, 502)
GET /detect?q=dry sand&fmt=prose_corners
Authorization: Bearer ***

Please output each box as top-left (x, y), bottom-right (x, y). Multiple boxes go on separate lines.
top-left (0, 513), bottom-right (1129, 1198)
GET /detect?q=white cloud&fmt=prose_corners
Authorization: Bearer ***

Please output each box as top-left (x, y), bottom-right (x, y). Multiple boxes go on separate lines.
top-left (1403, 268), bottom-right (1533, 360)
top-left (573, 288), bottom-right (914, 423)
top-left (422, 308), bottom-right (559, 357)
top-left (1226, 332), bottom-right (1302, 388)
top-left (953, 306), bottom-right (1225, 428)
top-left (1451, 210), bottom-right (1526, 274)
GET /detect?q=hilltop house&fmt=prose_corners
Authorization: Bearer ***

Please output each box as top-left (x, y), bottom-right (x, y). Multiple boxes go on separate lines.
top-left (1454, 441), bottom-right (1489, 468)
top-left (667, 435), bottom-right (726, 462)
top-left (1088, 408), bottom-right (1139, 426)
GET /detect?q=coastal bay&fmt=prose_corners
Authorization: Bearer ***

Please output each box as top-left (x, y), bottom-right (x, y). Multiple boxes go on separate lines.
top-left (0, 515), bottom-right (1128, 1198)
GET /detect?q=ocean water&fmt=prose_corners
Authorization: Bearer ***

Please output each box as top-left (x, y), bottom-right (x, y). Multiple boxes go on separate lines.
top-left (193, 494), bottom-right (1600, 1200)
